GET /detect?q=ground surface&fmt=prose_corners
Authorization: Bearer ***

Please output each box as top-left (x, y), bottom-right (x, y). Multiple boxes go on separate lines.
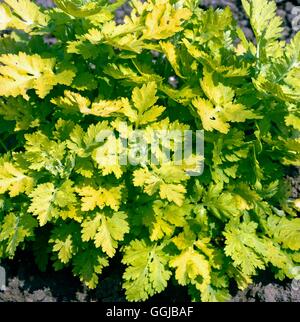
top-left (0, 0), bottom-right (300, 302)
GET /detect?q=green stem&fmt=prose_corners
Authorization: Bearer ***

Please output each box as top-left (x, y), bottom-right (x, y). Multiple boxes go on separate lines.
top-left (0, 138), bottom-right (8, 152)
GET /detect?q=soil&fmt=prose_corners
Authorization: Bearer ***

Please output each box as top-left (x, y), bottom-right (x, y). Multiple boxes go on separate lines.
top-left (0, 0), bottom-right (300, 303)
top-left (1, 248), bottom-right (300, 302)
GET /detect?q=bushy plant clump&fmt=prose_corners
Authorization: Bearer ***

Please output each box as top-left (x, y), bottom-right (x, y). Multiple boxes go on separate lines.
top-left (0, 0), bottom-right (299, 301)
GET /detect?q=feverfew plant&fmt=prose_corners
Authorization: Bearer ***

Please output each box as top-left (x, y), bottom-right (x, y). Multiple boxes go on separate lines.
top-left (0, 0), bottom-right (299, 302)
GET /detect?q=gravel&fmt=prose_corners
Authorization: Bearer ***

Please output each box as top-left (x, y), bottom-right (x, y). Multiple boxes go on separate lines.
top-left (32, 0), bottom-right (300, 42)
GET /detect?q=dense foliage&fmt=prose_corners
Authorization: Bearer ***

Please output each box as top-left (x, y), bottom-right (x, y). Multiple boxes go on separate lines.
top-left (0, 0), bottom-right (299, 301)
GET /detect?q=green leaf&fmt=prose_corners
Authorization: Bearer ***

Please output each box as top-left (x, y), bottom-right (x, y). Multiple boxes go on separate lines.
top-left (122, 240), bottom-right (171, 301)
top-left (54, 0), bottom-right (106, 18)
top-left (193, 69), bottom-right (260, 133)
top-left (77, 185), bottom-right (123, 211)
top-left (0, 159), bottom-right (33, 197)
top-left (133, 162), bottom-right (190, 206)
top-left (50, 222), bottom-right (80, 264)
top-left (0, 212), bottom-right (37, 257)
top-left (0, 52), bottom-right (75, 99)
top-left (72, 248), bottom-right (109, 289)
top-left (28, 181), bottom-right (76, 226)
top-left (94, 212), bottom-right (129, 257)
top-left (82, 212), bottom-right (129, 257)
top-left (143, 1), bottom-right (191, 40)
top-left (242, 0), bottom-right (283, 42)
top-left (267, 216), bottom-right (300, 251)
top-left (3, 0), bottom-right (49, 32)
top-left (170, 246), bottom-right (211, 292)
top-left (224, 221), bottom-right (266, 275)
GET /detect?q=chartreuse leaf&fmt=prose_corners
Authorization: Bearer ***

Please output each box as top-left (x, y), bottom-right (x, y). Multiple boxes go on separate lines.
top-left (170, 246), bottom-right (211, 293)
top-left (68, 121), bottom-right (126, 178)
top-left (132, 82), bottom-right (165, 126)
top-left (285, 113), bottom-right (300, 131)
top-left (50, 222), bottom-right (80, 264)
top-left (67, 121), bottom-right (112, 158)
top-left (54, 0), bottom-right (106, 18)
top-left (242, 0), bottom-right (283, 42)
top-left (89, 98), bottom-right (137, 122)
top-left (224, 220), bottom-right (292, 277)
top-left (51, 90), bottom-right (91, 115)
top-left (253, 32), bottom-right (300, 103)
top-left (23, 131), bottom-right (66, 176)
top-left (0, 53), bottom-right (75, 100)
top-left (143, 0), bottom-right (191, 40)
top-left (84, 82), bottom-right (165, 125)
top-left (202, 183), bottom-right (243, 218)
top-left (28, 182), bottom-right (56, 225)
top-left (0, 159), bottom-right (34, 197)
top-left (133, 162), bottom-right (190, 206)
top-left (92, 135), bottom-right (124, 179)
top-left (28, 180), bottom-right (76, 226)
top-left (224, 221), bottom-right (265, 275)
top-left (52, 234), bottom-right (73, 264)
top-left (160, 41), bottom-right (184, 78)
top-left (122, 239), bottom-right (171, 301)
top-left (0, 97), bottom-right (39, 131)
top-left (147, 200), bottom-right (192, 241)
top-left (0, 3), bottom-right (13, 30)
top-left (77, 185), bottom-right (123, 211)
top-left (1, 0), bottom-right (49, 32)
top-left (193, 69), bottom-right (260, 133)
top-left (267, 216), bottom-right (300, 251)
top-left (0, 212), bottom-right (37, 257)
top-left (81, 212), bottom-right (129, 257)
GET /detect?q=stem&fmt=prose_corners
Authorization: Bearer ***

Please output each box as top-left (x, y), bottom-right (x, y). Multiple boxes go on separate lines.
top-left (0, 138), bottom-right (8, 152)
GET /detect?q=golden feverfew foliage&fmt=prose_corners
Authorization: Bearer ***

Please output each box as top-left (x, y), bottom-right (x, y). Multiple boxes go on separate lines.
top-left (0, 0), bottom-right (299, 301)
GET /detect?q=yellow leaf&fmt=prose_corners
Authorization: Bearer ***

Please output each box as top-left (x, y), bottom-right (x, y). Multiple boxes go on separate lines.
top-left (52, 235), bottom-right (73, 264)
top-left (81, 214), bottom-right (101, 242)
top-left (90, 98), bottom-right (137, 122)
top-left (0, 53), bottom-right (75, 100)
top-left (160, 41), bottom-right (183, 77)
top-left (0, 4), bottom-right (12, 30)
top-left (94, 212), bottom-right (129, 257)
top-left (193, 69), bottom-right (260, 133)
top-left (200, 68), bottom-right (235, 106)
top-left (132, 82), bottom-right (158, 114)
top-left (59, 206), bottom-right (82, 222)
top-left (0, 161), bottom-right (33, 197)
top-left (28, 182), bottom-right (57, 226)
top-left (51, 90), bottom-right (91, 114)
top-left (193, 97), bottom-right (230, 134)
top-left (131, 82), bottom-right (166, 125)
top-left (92, 135), bottom-right (124, 179)
top-left (4, 0), bottom-right (49, 32)
top-left (77, 185), bottom-right (123, 211)
top-left (159, 183), bottom-right (186, 206)
top-left (144, 1), bottom-right (191, 40)
top-left (170, 247), bottom-right (211, 291)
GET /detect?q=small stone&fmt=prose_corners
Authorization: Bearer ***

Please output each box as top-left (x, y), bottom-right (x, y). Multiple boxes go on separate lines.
top-left (285, 2), bottom-right (294, 12)
top-left (277, 9), bottom-right (287, 18)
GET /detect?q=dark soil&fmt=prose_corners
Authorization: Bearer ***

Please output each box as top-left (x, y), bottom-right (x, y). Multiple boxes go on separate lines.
top-left (1, 249), bottom-right (300, 302)
top-left (0, 0), bottom-right (300, 303)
